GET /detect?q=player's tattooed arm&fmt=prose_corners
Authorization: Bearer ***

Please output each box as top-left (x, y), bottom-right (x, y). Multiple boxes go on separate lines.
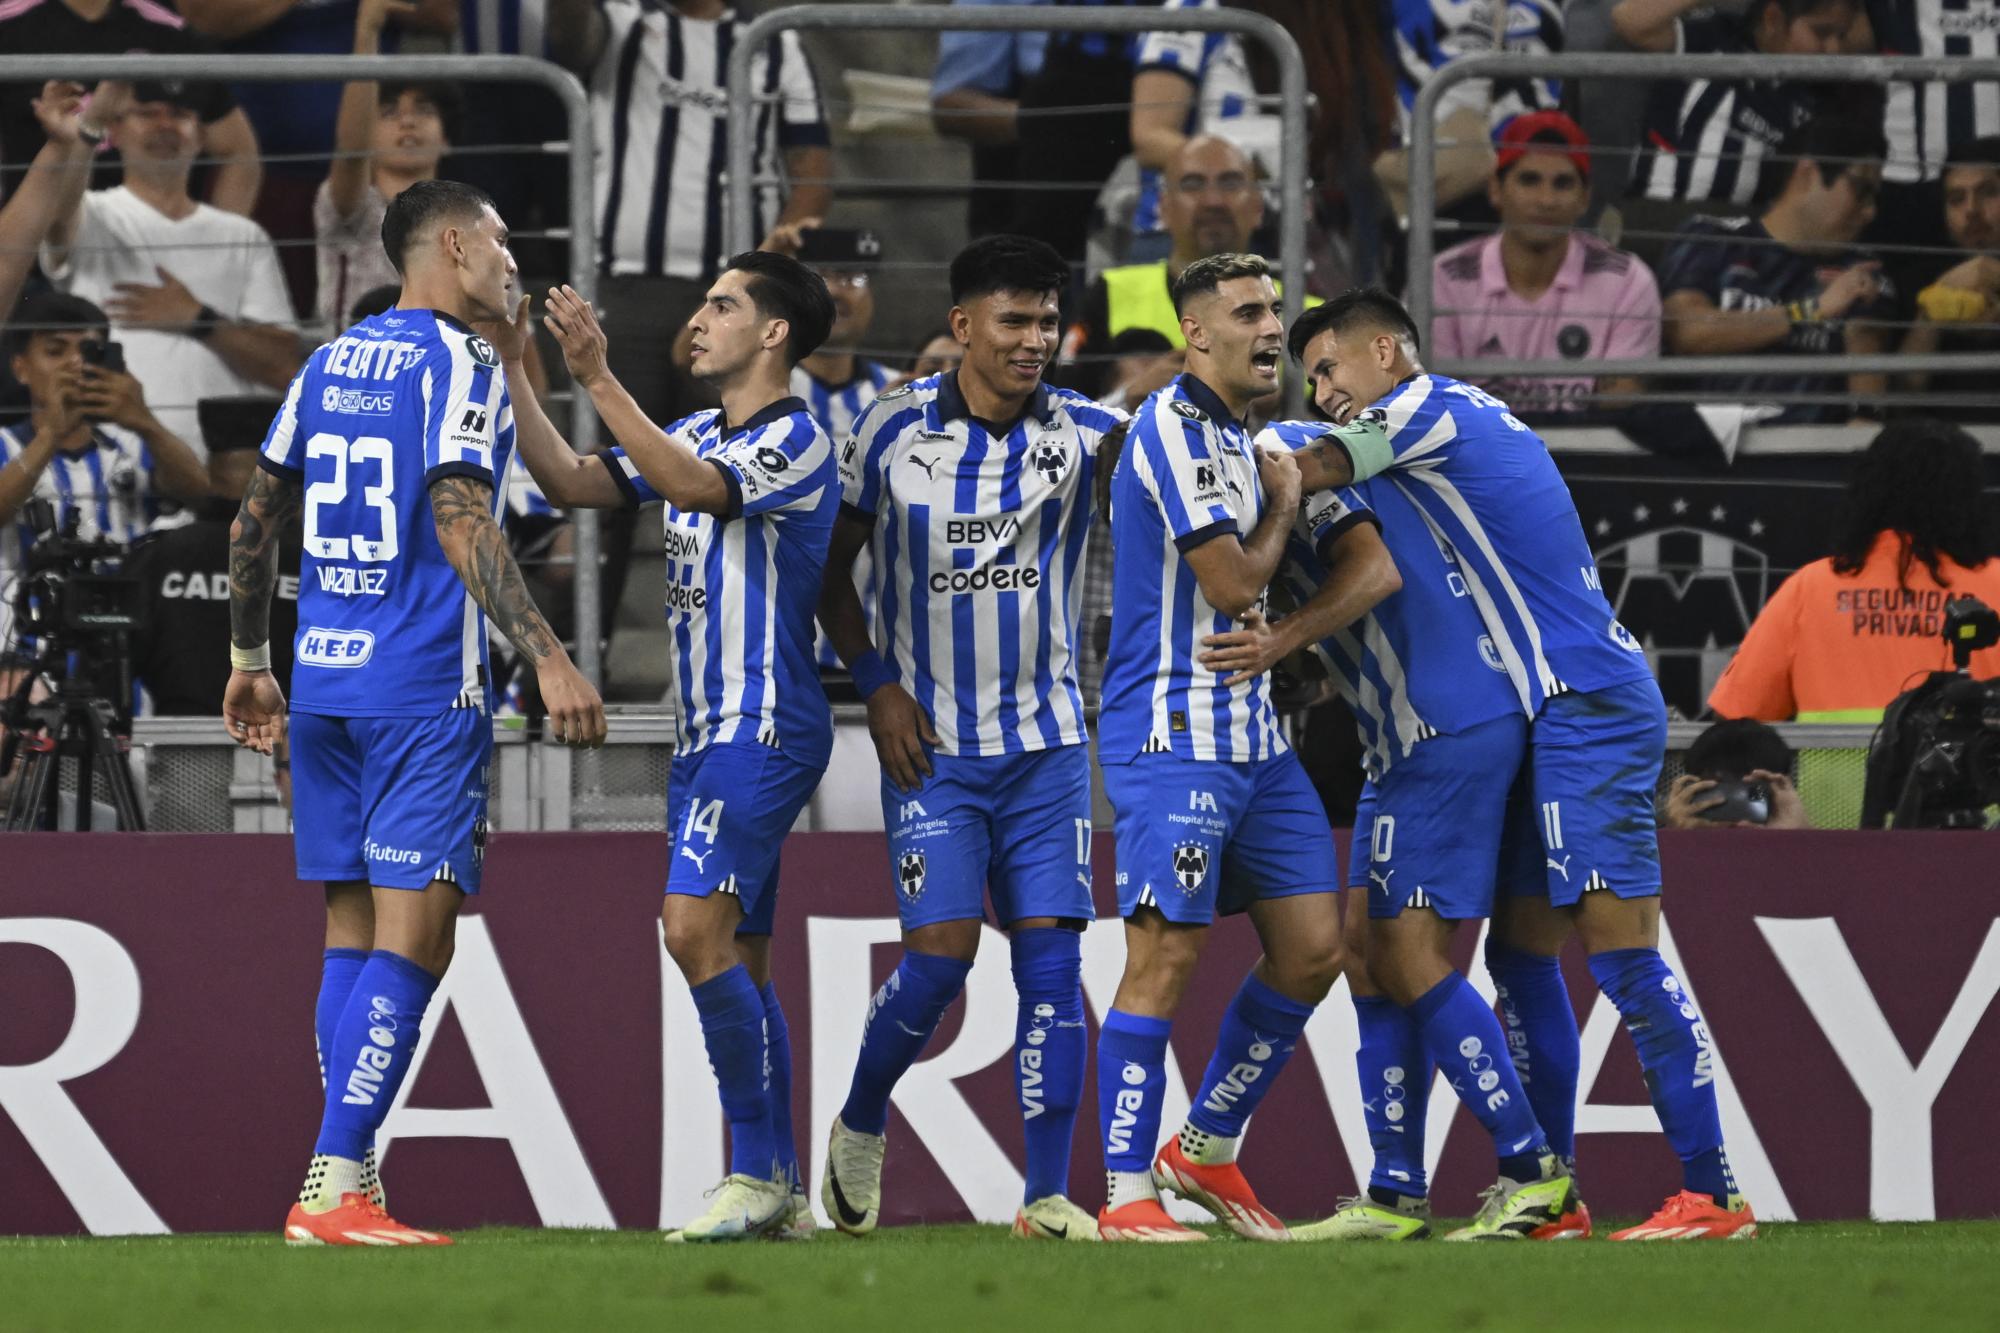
top-left (229, 465), bottom-right (303, 650)
top-left (431, 473), bottom-right (607, 745)
top-left (428, 473), bottom-right (562, 663)
top-left (1289, 436), bottom-right (1358, 494)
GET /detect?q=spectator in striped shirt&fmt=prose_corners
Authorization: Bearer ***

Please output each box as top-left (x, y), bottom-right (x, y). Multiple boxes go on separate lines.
top-left (0, 291), bottom-right (207, 655)
top-left (1430, 111), bottom-right (1660, 416)
top-left (549, 0), bottom-right (833, 431)
top-left (1617, 0), bottom-right (1863, 207)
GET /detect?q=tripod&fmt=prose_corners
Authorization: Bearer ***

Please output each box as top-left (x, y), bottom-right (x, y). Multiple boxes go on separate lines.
top-left (1, 645), bottom-right (145, 832)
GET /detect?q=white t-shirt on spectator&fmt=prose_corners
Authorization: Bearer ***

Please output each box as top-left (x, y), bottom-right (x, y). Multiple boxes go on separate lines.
top-left (41, 186), bottom-right (296, 459)
top-left (314, 178), bottom-right (399, 337)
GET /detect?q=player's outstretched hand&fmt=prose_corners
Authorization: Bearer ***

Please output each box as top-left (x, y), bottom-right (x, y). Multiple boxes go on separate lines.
top-left (1257, 447), bottom-right (1302, 513)
top-left (543, 285), bottom-right (611, 388)
top-left (537, 656), bottom-right (607, 748)
top-left (866, 683), bottom-right (937, 793)
top-left (223, 668), bottom-right (287, 756)
top-left (1199, 608), bottom-right (1293, 686)
top-left (475, 293), bottom-right (534, 366)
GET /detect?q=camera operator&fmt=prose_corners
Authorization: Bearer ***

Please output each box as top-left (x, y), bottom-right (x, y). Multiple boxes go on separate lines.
top-left (126, 401), bottom-right (297, 716)
top-left (1662, 719), bottom-right (1809, 829)
top-left (1709, 418), bottom-right (2000, 724)
top-left (0, 291), bottom-right (208, 661)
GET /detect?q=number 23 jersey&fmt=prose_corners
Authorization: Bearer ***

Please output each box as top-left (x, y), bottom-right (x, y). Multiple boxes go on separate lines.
top-left (259, 307), bottom-right (516, 717)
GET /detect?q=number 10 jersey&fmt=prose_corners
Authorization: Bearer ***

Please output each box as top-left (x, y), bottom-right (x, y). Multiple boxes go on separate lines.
top-left (258, 307), bottom-right (517, 717)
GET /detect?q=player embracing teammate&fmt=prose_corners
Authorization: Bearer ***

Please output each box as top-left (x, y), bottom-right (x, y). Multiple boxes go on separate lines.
top-left (1277, 289), bottom-right (1757, 1243)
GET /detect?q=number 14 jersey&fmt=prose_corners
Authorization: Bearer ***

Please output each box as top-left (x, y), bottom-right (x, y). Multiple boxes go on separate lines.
top-left (259, 307), bottom-right (517, 717)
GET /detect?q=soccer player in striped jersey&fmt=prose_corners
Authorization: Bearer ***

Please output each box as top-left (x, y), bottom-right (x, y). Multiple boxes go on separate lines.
top-left (815, 235), bottom-right (1116, 1243)
top-left (1229, 412), bottom-right (1583, 1242)
top-left (1283, 289), bottom-right (1759, 1242)
top-left (522, 252), bottom-right (838, 1242)
top-left (225, 180), bottom-right (606, 1247)
top-left (1090, 254), bottom-right (1346, 1244)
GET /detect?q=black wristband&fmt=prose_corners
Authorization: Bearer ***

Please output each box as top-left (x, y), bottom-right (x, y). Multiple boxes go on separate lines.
top-left (190, 304), bottom-right (224, 341)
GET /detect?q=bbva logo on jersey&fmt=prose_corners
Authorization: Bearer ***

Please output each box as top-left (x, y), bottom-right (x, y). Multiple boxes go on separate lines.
top-left (321, 385), bottom-right (394, 415)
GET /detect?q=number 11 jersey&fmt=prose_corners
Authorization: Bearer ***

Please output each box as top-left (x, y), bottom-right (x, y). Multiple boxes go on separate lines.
top-left (258, 307), bottom-right (517, 717)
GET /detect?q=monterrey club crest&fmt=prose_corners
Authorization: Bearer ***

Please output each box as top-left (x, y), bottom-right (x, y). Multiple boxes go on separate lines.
top-left (1171, 843), bottom-right (1210, 893)
top-left (897, 850), bottom-right (927, 900)
top-left (1032, 440), bottom-right (1070, 486)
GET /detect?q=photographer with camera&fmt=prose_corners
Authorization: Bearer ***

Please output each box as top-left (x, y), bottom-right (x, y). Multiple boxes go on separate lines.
top-left (1709, 419), bottom-right (2000, 724)
top-left (0, 292), bottom-right (208, 663)
top-left (1662, 719), bottom-right (1810, 830)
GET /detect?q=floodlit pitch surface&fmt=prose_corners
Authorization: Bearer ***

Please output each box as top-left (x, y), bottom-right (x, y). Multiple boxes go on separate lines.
top-left (4, 1222), bottom-right (1996, 1331)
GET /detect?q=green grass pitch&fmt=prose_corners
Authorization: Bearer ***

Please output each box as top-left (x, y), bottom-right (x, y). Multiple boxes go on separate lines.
top-left (5, 1222), bottom-right (1997, 1332)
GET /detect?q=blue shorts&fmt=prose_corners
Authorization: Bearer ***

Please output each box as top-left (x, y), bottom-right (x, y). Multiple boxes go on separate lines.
top-left (1501, 677), bottom-right (1667, 907)
top-left (1106, 750), bottom-right (1337, 926)
top-left (1346, 713), bottom-right (1528, 920)
top-left (883, 746), bottom-right (1095, 930)
top-left (665, 741), bottom-right (826, 935)
top-left (291, 708), bottom-right (492, 893)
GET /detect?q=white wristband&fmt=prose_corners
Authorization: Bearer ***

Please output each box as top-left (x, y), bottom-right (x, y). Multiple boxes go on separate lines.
top-left (230, 643), bottom-right (272, 673)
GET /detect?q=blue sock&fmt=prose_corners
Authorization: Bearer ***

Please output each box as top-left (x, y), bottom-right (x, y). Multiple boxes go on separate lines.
top-left (1187, 972), bottom-right (1313, 1139)
top-left (1353, 994), bottom-right (1430, 1202)
top-left (1406, 973), bottom-right (1548, 1177)
top-left (315, 950), bottom-right (438, 1161)
top-left (315, 948), bottom-right (367, 1087)
top-left (760, 981), bottom-right (798, 1192)
top-left (1010, 928), bottom-right (1086, 1204)
top-left (1097, 1010), bottom-right (1171, 1173)
top-left (1486, 944), bottom-right (1581, 1166)
top-left (690, 965), bottom-right (774, 1181)
top-left (839, 951), bottom-right (972, 1137)
top-left (1587, 947), bottom-right (1735, 1201)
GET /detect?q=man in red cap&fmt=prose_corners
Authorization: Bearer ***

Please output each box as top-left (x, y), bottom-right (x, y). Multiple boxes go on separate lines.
top-left (1430, 111), bottom-right (1661, 418)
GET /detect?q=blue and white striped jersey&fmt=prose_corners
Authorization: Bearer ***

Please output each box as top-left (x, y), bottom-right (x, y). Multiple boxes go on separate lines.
top-left (840, 371), bottom-right (1121, 756)
top-left (792, 359), bottom-right (895, 448)
top-left (1260, 420), bottom-right (1520, 779)
top-left (606, 396), bottom-right (837, 765)
top-left (1302, 374), bottom-right (1653, 715)
top-left (259, 308), bottom-right (515, 717)
top-left (1131, 0), bottom-right (1256, 235)
top-left (1099, 373), bottom-right (1285, 765)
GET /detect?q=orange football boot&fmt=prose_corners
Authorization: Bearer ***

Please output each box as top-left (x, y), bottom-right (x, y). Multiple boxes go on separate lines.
top-left (1152, 1137), bottom-right (1288, 1241)
top-left (1610, 1191), bottom-right (1757, 1241)
top-left (1530, 1195), bottom-right (1593, 1240)
top-left (1098, 1197), bottom-right (1208, 1242)
top-left (284, 1193), bottom-right (453, 1247)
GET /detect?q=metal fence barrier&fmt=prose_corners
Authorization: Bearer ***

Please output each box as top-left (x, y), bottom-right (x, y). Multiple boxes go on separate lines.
top-left (0, 53), bottom-right (607, 690)
top-left (725, 2), bottom-right (1313, 417)
top-left (1408, 52), bottom-right (2000, 387)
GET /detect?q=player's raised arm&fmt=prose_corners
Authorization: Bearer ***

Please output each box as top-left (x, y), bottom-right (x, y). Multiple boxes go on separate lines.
top-left (1179, 447), bottom-right (1303, 618)
top-left (1200, 510), bottom-right (1403, 687)
top-left (428, 473), bottom-right (605, 746)
top-left (224, 442), bottom-right (302, 755)
top-left (479, 294), bottom-right (622, 508)
top-left (543, 284), bottom-right (733, 515)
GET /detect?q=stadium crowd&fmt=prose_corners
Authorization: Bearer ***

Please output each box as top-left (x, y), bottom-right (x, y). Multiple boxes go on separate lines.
top-left (1, 0), bottom-right (1997, 833)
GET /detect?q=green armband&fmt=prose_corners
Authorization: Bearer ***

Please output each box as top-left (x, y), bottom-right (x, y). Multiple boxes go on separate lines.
top-left (1335, 416), bottom-right (1395, 483)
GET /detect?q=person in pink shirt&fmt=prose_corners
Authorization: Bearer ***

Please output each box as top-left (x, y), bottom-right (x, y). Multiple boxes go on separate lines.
top-left (1431, 111), bottom-right (1661, 416)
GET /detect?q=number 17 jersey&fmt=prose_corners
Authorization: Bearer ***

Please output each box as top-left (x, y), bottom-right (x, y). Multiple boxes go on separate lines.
top-left (259, 307), bottom-right (516, 717)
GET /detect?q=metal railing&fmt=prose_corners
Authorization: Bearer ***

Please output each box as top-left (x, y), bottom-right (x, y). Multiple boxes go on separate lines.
top-left (725, 2), bottom-right (1313, 416)
top-left (1408, 52), bottom-right (2000, 384)
top-left (0, 53), bottom-right (606, 688)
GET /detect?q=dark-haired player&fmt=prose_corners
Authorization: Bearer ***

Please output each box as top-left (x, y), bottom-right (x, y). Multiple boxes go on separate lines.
top-left (1281, 287), bottom-right (1758, 1242)
top-left (1090, 254), bottom-right (1345, 1244)
top-left (524, 250), bottom-right (840, 1241)
top-left (226, 178), bottom-right (606, 1246)
top-left (815, 235), bottom-right (1121, 1242)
